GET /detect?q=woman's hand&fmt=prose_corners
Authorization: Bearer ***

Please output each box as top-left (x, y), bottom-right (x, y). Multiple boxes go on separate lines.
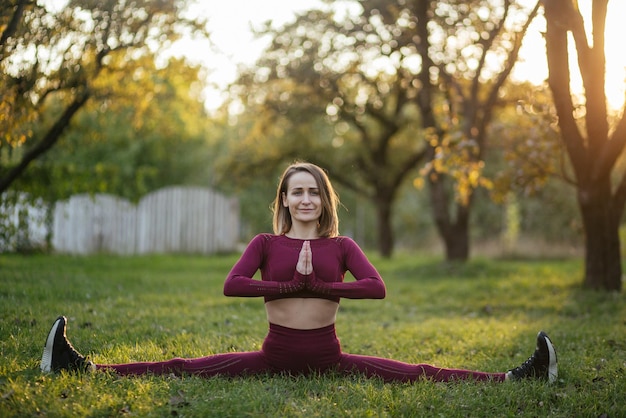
top-left (296, 241), bottom-right (333, 295)
top-left (296, 240), bottom-right (313, 275)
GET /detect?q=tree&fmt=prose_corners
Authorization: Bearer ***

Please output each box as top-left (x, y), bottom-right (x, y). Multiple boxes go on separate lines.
top-left (543, 0), bottom-right (624, 291)
top-left (223, 0), bottom-right (540, 259)
top-left (0, 0), bottom-right (208, 194)
top-left (225, 6), bottom-right (428, 257)
top-left (412, 0), bottom-right (540, 260)
top-left (486, 81), bottom-right (583, 250)
top-left (25, 58), bottom-right (218, 202)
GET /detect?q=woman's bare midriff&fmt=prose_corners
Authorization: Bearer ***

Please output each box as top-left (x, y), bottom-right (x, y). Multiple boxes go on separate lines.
top-left (265, 298), bottom-right (339, 329)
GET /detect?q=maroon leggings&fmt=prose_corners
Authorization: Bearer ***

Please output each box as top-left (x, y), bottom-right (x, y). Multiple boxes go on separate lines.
top-left (97, 323), bottom-right (506, 382)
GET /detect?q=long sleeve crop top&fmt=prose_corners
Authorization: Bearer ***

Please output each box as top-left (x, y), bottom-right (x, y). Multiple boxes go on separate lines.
top-left (223, 234), bottom-right (386, 303)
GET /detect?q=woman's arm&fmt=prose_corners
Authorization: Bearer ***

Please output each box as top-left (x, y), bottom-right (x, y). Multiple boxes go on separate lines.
top-left (224, 274), bottom-right (305, 297)
top-left (303, 238), bottom-right (387, 299)
top-left (223, 235), bottom-right (305, 297)
top-left (307, 272), bottom-right (386, 299)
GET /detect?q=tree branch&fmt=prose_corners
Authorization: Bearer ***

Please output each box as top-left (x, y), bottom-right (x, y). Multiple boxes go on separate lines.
top-left (0, 91), bottom-right (90, 194)
top-left (543, 0), bottom-right (587, 178)
top-left (471, 0), bottom-right (511, 103)
top-left (479, 2), bottom-right (541, 149)
top-left (0, 0), bottom-right (29, 53)
top-left (487, 1), bottom-right (540, 109)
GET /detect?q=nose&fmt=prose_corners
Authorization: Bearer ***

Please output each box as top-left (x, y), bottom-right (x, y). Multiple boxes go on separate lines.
top-left (302, 192), bottom-right (311, 203)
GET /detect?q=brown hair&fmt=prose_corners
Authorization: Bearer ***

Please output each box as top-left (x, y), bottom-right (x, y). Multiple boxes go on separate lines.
top-left (272, 162), bottom-right (340, 238)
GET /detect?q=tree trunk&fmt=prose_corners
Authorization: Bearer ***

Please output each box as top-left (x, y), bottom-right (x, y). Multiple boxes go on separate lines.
top-left (428, 174), bottom-right (471, 261)
top-left (578, 182), bottom-right (622, 291)
top-left (444, 203), bottom-right (470, 261)
top-left (543, 0), bottom-right (623, 292)
top-left (374, 193), bottom-right (394, 258)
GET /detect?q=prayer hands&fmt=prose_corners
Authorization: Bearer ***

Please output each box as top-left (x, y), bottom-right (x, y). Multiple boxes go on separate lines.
top-left (295, 241), bottom-right (331, 295)
top-left (296, 240), bottom-right (313, 275)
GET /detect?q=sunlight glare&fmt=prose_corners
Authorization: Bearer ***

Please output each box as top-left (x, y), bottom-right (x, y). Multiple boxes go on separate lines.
top-left (514, 0), bottom-right (626, 111)
top-left (602, 0), bottom-right (626, 111)
top-left (39, 0), bottom-right (626, 112)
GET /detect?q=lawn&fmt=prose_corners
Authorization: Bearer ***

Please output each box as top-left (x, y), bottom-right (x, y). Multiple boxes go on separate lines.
top-left (0, 252), bottom-right (624, 417)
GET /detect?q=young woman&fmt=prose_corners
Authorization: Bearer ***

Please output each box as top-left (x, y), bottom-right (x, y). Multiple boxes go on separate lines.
top-left (41, 162), bottom-right (558, 383)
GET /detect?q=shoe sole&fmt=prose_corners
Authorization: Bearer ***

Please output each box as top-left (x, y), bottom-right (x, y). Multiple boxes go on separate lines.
top-left (546, 338), bottom-right (559, 383)
top-left (542, 332), bottom-right (558, 383)
top-left (41, 317), bottom-right (64, 373)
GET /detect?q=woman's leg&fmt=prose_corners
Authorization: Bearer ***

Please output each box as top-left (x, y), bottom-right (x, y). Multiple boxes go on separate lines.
top-left (97, 351), bottom-right (270, 377)
top-left (41, 315), bottom-right (273, 377)
top-left (337, 353), bottom-right (506, 382)
top-left (335, 331), bottom-right (558, 383)
top-left (98, 323), bottom-right (345, 377)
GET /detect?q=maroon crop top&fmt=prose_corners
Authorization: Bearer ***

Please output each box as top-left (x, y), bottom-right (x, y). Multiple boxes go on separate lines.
top-left (223, 234), bottom-right (386, 303)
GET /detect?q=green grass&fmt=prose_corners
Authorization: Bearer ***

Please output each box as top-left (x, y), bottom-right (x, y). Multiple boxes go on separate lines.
top-left (0, 253), bottom-right (624, 417)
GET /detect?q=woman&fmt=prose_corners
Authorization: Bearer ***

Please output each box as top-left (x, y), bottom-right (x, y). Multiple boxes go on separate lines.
top-left (41, 162), bottom-right (558, 383)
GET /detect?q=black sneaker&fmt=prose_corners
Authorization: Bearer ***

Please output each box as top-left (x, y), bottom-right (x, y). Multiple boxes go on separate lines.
top-left (40, 316), bottom-right (95, 373)
top-left (508, 331), bottom-right (558, 383)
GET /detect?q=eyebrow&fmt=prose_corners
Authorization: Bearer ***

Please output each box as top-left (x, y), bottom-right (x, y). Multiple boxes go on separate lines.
top-left (289, 186), bottom-right (319, 191)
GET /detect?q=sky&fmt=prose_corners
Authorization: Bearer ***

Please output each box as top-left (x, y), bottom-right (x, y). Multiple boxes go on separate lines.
top-left (168, 0), bottom-right (326, 110)
top-left (42, 0), bottom-right (624, 112)
top-left (511, 0), bottom-right (626, 110)
top-left (169, 0), bottom-right (626, 113)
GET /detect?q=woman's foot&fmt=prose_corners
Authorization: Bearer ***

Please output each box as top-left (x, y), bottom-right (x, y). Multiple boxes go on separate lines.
top-left (507, 331), bottom-right (558, 383)
top-left (41, 316), bottom-right (95, 373)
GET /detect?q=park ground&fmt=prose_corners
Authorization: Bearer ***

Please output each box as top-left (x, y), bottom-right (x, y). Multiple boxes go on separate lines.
top-left (0, 253), bottom-right (624, 417)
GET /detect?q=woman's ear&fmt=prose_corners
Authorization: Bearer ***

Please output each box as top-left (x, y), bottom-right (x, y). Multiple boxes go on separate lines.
top-left (282, 192), bottom-right (288, 207)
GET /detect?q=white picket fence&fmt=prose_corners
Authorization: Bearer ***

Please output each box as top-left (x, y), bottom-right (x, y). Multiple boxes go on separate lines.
top-left (49, 187), bottom-right (239, 255)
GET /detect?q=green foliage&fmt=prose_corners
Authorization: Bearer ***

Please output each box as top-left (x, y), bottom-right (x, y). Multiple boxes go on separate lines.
top-left (0, 0), bottom-right (209, 193)
top-left (0, 191), bottom-right (50, 253)
top-left (1, 253), bottom-right (624, 417)
top-left (222, 3), bottom-right (438, 255)
top-left (221, 0), bottom-right (542, 258)
top-left (488, 82), bottom-right (563, 201)
top-left (7, 57), bottom-right (220, 203)
top-left (40, 58), bottom-right (217, 201)
top-left (225, 2), bottom-right (431, 192)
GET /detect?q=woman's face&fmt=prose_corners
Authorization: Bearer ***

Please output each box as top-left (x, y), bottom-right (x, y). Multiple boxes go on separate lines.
top-left (282, 171), bottom-right (322, 225)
